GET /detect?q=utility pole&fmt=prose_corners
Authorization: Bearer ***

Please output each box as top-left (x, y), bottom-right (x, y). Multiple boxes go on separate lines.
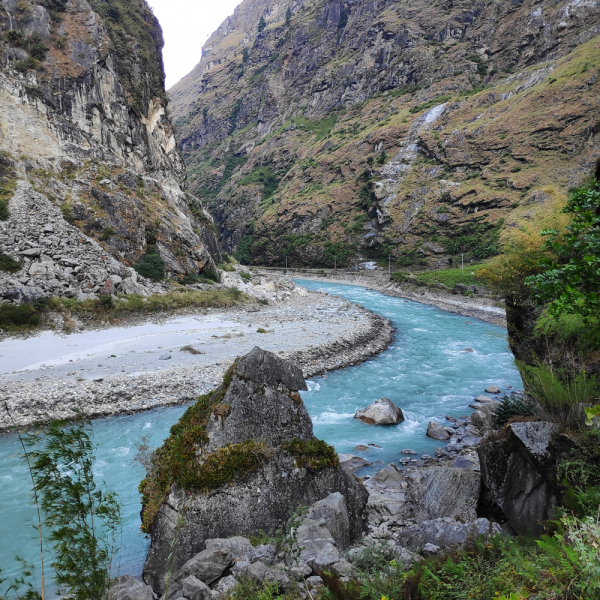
top-left (334, 255), bottom-right (336, 271)
top-left (285, 255), bottom-right (288, 270)
top-left (461, 253), bottom-right (464, 275)
top-left (388, 255), bottom-right (391, 274)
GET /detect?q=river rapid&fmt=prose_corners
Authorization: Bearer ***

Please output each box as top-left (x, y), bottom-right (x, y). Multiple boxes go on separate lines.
top-left (0, 280), bottom-right (522, 592)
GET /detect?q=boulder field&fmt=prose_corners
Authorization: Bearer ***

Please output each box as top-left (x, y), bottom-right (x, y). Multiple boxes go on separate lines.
top-left (131, 348), bottom-right (561, 599)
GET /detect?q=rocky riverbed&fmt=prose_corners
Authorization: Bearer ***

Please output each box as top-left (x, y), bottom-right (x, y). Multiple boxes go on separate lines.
top-left (0, 285), bottom-right (393, 432)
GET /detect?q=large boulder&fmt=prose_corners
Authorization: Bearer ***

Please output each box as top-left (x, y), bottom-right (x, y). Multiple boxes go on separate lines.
top-left (108, 575), bottom-right (154, 600)
top-left (354, 398), bottom-right (404, 425)
top-left (142, 348), bottom-right (368, 595)
top-left (478, 421), bottom-right (575, 536)
top-left (426, 421), bottom-right (452, 441)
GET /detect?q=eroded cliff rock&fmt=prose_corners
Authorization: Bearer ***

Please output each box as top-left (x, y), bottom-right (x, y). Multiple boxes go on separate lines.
top-left (0, 0), bottom-right (220, 300)
top-left (170, 0), bottom-right (600, 268)
top-left (141, 347), bottom-right (368, 595)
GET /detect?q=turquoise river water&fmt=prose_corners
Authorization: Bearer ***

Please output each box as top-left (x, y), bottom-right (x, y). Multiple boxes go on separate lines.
top-left (0, 280), bottom-right (522, 591)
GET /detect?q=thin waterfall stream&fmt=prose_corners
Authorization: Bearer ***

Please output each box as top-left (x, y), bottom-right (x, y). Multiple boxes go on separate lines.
top-left (0, 280), bottom-right (522, 590)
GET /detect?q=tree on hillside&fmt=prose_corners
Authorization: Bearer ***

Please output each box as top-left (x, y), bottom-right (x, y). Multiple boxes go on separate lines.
top-left (258, 16), bottom-right (266, 32)
top-left (526, 160), bottom-right (600, 324)
top-left (286, 7), bottom-right (292, 25)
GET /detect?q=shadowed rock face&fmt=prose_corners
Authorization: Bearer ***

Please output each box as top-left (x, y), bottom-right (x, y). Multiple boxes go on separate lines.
top-left (478, 421), bottom-right (577, 536)
top-left (0, 0), bottom-right (220, 299)
top-left (142, 348), bottom-right (368, 596)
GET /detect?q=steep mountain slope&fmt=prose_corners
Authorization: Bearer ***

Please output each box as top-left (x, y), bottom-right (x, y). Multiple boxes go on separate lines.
top-left (170, 0), bottom-right (600, 268)
top-left (0, 0), bottom-right (220, 300)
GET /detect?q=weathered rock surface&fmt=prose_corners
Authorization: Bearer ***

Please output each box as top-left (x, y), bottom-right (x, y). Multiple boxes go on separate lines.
top-left (0, 0), bottom-right (221, 301)
top-left (478, 421), bottom-right (576, 535)
top-left (354, 397), bottom-right (404, 425)
top-left (108, 575), bottom-right (154, 600)
top-left (142, 348), bottom-right (368, 595)
top-left (426, 421), bottom-right (452, 441)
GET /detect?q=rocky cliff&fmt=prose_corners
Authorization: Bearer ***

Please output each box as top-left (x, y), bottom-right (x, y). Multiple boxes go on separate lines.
top-left (170, 0), bottom-right (600, 268)
top-left (0, 0), bottom-right (220, 300)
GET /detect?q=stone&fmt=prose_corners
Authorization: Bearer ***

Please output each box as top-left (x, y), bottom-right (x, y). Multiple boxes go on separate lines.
top-left (338, 454), bottom-right (371, 470)
top-left (143, 349), bottom-right (368, 596)
top-left (396, 518), bottom-right (501, 551)
top-left (297, 519), bottom-right (340, 572)
top-left (478, 421), bottom-right (570, 536)
top-left (264, 566), bottom-right (290, 589)
top-left (172, 547), bottom-right (233, 586)
top-left (19, 248), bottom-right (42, 257)
top-left (485, 385), bottom-right (501, 394)
top-left (401, 449), bottom-right (417, 455)
top-left (179, 575), bottom-right (212, 600)
top-left (474, 395), bottom-right (494, 404)
top-left (354, 397), bottom-right (404, 425)
top-left (159, 354), bottom-right (172, 360)
top-left (354, 444), bottom-right (368, 451)
top-left (426, 421), bottom-right (451, 441)
top-left (204, 537), bottom-right (255, 562)
top-left (108, 575), bottom-right (154, 600)
top-left (470, 402), bottom-right (501, 430)
top-left (306, 576), bottom-right (324, 590)
top-left (212, 575), bottom-right (238, 599)
top-left (331, 559), bottom-right (353, 577)
top-left (306, 492), bottom-right (351, 549)
top-left (230, 560), bottom-right (267, 583)
top-left (421, 543), bottom-right (442, 556)
top-left (252, 544), bottom-right (276, 564)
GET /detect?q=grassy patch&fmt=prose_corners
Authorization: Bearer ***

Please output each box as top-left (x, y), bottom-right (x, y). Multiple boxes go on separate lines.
top-left (0, 303), bottom-right (43, 332)
top-left (281, 438), bottom-right (339, 469)
top-left (0, 252), bottom-right (21, 273)
top-left (409, 95), bottom-right (452, 114)
top-left (134, 254), bottom-right (165, 281)
top-left (239, 166), bottom-right (278, 199)
top-left (392, 265), bottom-right (485, 288)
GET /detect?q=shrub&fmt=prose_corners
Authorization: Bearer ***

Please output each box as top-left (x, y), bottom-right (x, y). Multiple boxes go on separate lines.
top-left (0, 252), bottom-right (20, 273)
top-left (493, 393), bottom-right (538, 428)
top-left (60, 205), bottom-right (74, 224)
top-left (0, 303), bottom-right (42, 331)
top-left (239, 167), bottom-right (278, 200)
top-left (256, 327), bottom-right (267, 333)
top-left (134, 254), bottom-right (165, 281)
top-left (526, 176), bottom-right (600, 324)
top-left (281, 438), bottom-right (338, 469)
top-left (0, 200), bottom-right (9, 221)
top-left (99, 226), bottom-right (115, 240)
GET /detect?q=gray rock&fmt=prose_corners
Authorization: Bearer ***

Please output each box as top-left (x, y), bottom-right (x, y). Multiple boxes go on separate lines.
top-left (211, 575), bottom-right (238, 599)
top-left (427, 421), bottom-right (451, 441)
top-left (264, 566), bottom-right (290, 589)
top-left (178, 575), bottom-right (212, 600)
top-left (305, 576), bottom-right (324, 590)
top-left (108, 575), bottom-right (154, 600)
top-left (478, 421), bottom-right (570, 536)
top-left (470, 402), bottom-right (501, 430)
top-left (306, 492), bottom-right (351, 549)
top-left (297, 519), bottom-right (340, 572)
top-left (354, 397), bottom-right (404, 425)
top-left (395, 518), bottom-right (501, 551)
top-left (159, 354), bottom-right (172, 360)
top-left (338, 454), bottom-right (371, 470)
top-left (252, 544), bottom-right (276, 565)
top-left (421, 543), bottom-right (442, 556)
top-left (401, 449), bottom-right (417, 455)
top-left (230, 561), bottom-right (267, 583)
top-left (143, 349), bottom-right (368, 596)
top-left (370, 463), bottom-right (404, 489)
top-left (474, 395), bottom-right (494, 404)
top-left (331, 558), bottom-right (353, 577)
top-left (204, 537), bottom-right (255, 562)
top-left (485, 385), bottom-right (501, 394)
top-left (172, 547), bottom-right (232, 586)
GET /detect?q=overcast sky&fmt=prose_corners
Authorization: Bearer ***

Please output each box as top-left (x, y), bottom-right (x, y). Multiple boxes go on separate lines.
top-left (149, 0), bottom-right (243, 90)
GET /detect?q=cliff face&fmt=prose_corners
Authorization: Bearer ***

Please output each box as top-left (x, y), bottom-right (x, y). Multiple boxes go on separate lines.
top-left (170, 0), bottom-right (600, 267)
top-left (0, 0), bottom-right (220, 299)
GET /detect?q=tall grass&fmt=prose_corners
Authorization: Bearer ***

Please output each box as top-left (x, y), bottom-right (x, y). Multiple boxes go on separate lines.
top-left (517, 361), bottom-right (600, 422)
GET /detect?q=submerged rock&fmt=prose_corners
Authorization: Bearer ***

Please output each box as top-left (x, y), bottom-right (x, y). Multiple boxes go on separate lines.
top-left (354, 397), bottom-right (404, 425)
top-left (142, 347), bottom-right (367, 595)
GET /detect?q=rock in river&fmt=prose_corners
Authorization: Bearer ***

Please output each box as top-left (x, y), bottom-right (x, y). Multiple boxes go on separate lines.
top-left (142, 347), bottom-right (368, 596)
top-left (426, 421), bottom-right (452, 441)
top-left (354, 397), bottom-right (404, 425)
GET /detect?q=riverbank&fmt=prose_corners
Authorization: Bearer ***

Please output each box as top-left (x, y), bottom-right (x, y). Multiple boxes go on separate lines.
top-left (257, 267), bottom-right (506, 326)
top-left (0, 288), bottom-right (393, 433)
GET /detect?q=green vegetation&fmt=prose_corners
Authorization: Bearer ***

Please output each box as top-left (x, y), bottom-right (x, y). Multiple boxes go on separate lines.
top-left (134, 254), bottom-right (164, 281)
top-left (468, 53), bottom-right (488, 78)
top-left (281, 438), bottom-right (338, 469)
top-left (0, 151), bottom-right (16, 220)
top-left (492, 393), bottom-right (538, 428)
top-left (0, 252), bottom-right (20, 273)
top-left (0, 419), bottom-right (121, 600)
top-left (409, 95), bottom-right (452, 114)
top-left (258, 16), bottom-right (266, 32)
top-left (527, 176), bottom-right (600, 324)
top-left (292, 114), bottom-right (339, 141)
top-left (88, 0), bottom-right (167, 114)
top-left (392, 265), bottom-right (485, 288)
top-left (239, 166), bottom-right (279, 199)
top-left (442, 219), bottom-right (504, 259)
top-left (257, 327), bottom-right (267, 333)
top-left (0, 303), bottom-right (43, 332)
top-left (0, 199), bottom-right (8, 221)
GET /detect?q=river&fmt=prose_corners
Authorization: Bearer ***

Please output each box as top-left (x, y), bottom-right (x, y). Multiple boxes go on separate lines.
top-left (0, 280), bottom-right (522, 593)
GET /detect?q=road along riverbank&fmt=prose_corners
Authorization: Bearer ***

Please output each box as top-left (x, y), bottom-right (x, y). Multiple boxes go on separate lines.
top-left (257, 267), bottom-right (506, 326)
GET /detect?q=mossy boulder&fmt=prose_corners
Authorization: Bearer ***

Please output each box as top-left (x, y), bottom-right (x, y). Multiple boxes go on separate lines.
top-left (141, 347), bottom-right (367, 596)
